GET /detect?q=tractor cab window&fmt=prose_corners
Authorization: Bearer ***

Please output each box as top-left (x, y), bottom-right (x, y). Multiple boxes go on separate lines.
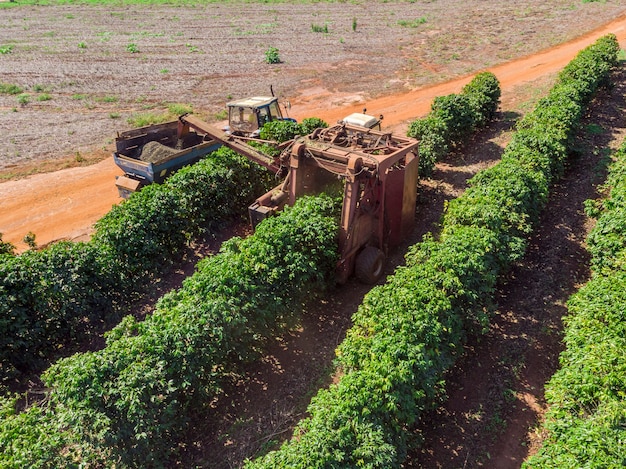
top-left (257, 106), bottom-right (270, 127)
top-left (267, 100), bottom-right (282, 120)
top-left (230, 106), bottom-right (257, 132)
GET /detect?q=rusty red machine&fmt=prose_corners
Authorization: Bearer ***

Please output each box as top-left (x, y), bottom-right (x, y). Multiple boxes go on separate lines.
top-left (175, 114), bottom-right (419, 284)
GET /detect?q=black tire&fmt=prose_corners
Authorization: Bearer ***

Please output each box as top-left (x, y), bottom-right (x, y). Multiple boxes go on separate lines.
top-left (355, 246), bottom-right (385, 284)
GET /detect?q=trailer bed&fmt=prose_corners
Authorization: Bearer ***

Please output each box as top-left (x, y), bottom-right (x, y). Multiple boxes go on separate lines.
top-left (113, 120), bottom-right (221, 197)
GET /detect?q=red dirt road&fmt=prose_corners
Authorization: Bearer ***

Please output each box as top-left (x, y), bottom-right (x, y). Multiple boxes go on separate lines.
top-left (1, 15), bottom-right (626, 252)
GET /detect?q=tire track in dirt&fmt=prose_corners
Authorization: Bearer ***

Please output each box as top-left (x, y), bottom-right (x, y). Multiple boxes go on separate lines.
top-left (1, 15), bottom-right (626, 252)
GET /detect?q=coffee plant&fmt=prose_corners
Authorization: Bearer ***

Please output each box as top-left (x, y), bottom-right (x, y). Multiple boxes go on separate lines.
top-left (0, 147), bottom-right (271, 383)
top-left (522, 135), bottom-right (626, 468)
top-left (407, 71), bottom-right (501, 176)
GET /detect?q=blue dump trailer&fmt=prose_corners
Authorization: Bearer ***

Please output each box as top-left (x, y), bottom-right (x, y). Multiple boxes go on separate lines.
top-left (113, 119), bottom-right (221, 198)
top-left (113, 96), bottom-right (294, 198)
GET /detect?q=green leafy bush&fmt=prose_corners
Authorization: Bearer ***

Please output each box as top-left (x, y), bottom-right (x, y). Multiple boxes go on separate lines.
top-left (523, 135), bottom-right (626, 468)
top-left (264, 46), bottom-right (280, 64)
top-left (259, 119), bottom-right (301, 142)
top-left (257, 117), bottom-right (328, 150)
top-left (41, 195), bottom-right (340, 465)
top-left (0, 233), bottom-right (15, 256)
top-left (0, 147), bottom-right (271, 382)
top-left (407, 71), bottom-right (501, 176)
top-left (0, 393), bottom-right (93, 468)
top-left (299, 116), bottom-right (329, 135)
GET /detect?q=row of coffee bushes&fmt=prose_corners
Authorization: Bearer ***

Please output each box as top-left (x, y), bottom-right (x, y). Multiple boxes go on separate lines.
top-left (247, 34), bottom-right (620, 468)
top-left (522, 138), bottom-right (626, 468)
top-left (0, 147), bottom-right (272, 382)
top-left (407, 71), bottom-right (501, 176)
top-left (0, 194), bottom-right (340, 467)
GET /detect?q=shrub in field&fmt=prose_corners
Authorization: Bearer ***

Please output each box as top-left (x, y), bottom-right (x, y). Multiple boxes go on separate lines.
top-left (264, 46), bottom-right (280, 64)
top-left (259, 119), bottom-right (301, 142)
top-left (0, 233), bottom-right (15, 255)
top-left (298, 116), bottom-right (329, 135)
top-left (247, 34), bottom-right (619, 468)
top-left (522, 137), bottom-right (626, 468)
top-left (38, 194), bottom-right (340, 466)
top-left (0, 394), bottom-right (80, 468)
top-left (407, 71), bottom-right (501, 176)
top-left (0, 147), bottom-right (272, 382)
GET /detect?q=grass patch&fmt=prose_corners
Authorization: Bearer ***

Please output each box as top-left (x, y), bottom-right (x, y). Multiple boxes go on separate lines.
top-left (167, 102), bottom-right (192, 115)
top-left (0, 44), bottom-right (14, 54)
top-left (397, 17), bottom-right (427, 28)
top-left (126, 42), bottom-right (139, 53)
top-left (185, 43), bottom-right (199, 53)
top-left (127, 111), bottom-right (170, 127)
top-left (96, 95), bottom-right (118, 103)
top-left (0, 83), bottom-right (23, 95)
top-left (311, 23), bottom-right (328, 33)
top-left (17, 93), bottom-right (30, 105)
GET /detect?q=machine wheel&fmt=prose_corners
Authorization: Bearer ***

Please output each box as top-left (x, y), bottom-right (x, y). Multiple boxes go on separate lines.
top-left (355, 246), bottom-right (385, 284)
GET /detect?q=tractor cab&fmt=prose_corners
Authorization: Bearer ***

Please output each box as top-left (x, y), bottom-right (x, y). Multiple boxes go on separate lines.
top-left (226, 96), bottom-right (295, 137)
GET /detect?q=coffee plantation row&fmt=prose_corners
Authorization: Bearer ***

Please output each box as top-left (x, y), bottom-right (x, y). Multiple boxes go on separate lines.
top-left (0, 71), bottom-right (502, 466)
top-left (246, 34), bottom-right (621, 468)
top-left (0, 148), bottom-right (272, 382)
top-left (407, 70), bottom-right (501, 176)
top-left (522, 136), bottom-right (626, 468)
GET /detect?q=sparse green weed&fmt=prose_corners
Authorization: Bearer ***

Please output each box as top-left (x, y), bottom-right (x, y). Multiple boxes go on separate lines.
top-left (126, 42), bottom-right (139, 53)
top-left (397, 17), bottom-right (427, 28)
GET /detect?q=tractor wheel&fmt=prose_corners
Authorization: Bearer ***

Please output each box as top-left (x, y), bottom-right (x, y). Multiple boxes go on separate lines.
top-left (355, 246), bottom-right (385, 284)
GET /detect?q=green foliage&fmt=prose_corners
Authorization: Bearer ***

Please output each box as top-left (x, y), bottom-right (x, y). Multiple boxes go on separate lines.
top-left (0, 83), bottom-right (22, 95)
top-left (126, 42), bottom-right (139, 53)
top-left (299, 116), bottom-right (329, 135)
top-left (0, 395), bottom-right (78, 468)
top-left (0, 44), bottom-right (13, 54)
top-left (0, 147), bottom-right (271, 382)
top-left (264, 46), bottom-right (280, 64)
top-left (586, 144), bottom-right (626, 272)
top-left (311, 23), bottom-right (328, 33)
top-left (407, 71), bottom-right (501, 176)
top-left (259, 117), bottom-right (328, 143)
top-left (397, 17), bottom-right (427, 28)
top-left (17, 93), bottom-right (30, 105)
top-left (126, 111), bottom-right (170, 127)
top-left (0, 233), bottom-right (15, 256)
top-left (523, 134), bottom-right (626, 468)
top-left (167, 102), bottom-right (192, 115)
top-left (259, 119), bottom-right (301, 142)
top-left (247, 34), bottom-right (619, 469)
top-left (42, 194), bottom-right (340, 464)
top-left (22, 232), bottom-right (37, 249)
